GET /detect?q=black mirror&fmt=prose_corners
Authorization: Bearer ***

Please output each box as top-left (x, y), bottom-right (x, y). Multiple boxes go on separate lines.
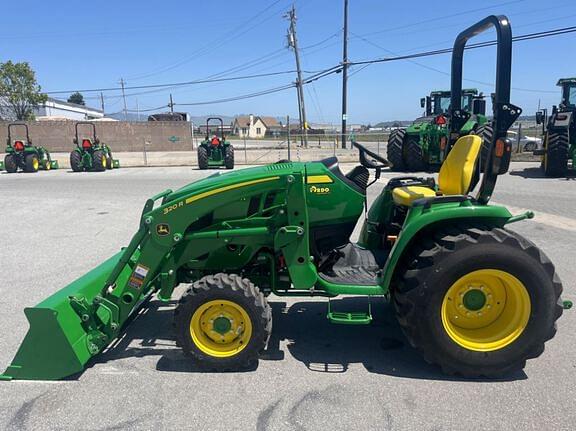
top-left (535, 111), bottom-right (543, 125)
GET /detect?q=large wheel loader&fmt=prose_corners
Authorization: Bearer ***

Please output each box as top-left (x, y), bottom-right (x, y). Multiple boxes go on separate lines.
top-left (0, 16), bottom-right (568, 381)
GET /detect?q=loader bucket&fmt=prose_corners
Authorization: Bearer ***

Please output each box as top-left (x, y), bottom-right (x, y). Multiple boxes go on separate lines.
top-left (50, 160), bottom-right (59, 169)
top-left (1, 251), bottom-right (136, 381)
top-left (113, 159), bottom-right (120, 168)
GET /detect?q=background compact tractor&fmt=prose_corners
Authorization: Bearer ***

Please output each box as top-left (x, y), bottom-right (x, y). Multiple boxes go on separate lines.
top-left (387, 88), bottom-right (489, 172)
top-left (2, 123), bottom-right (58, 173)
top-left (197, 117), bottom-right (234, 170)
top-left (1, 16), bottom-right (568, 381)
top-left (70, 122), bottom-right (119, 172)
top-left (535, 78), bottom-right (576, 177)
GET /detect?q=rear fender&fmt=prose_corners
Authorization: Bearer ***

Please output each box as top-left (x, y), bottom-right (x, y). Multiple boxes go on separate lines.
top-left (379, 200), bottom-right (512, 290)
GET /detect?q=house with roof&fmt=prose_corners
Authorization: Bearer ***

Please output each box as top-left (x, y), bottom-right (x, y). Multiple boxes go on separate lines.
top-left (34, 97), bottom-right (105, 121)
top-left (231, 114), bottom-right (282, 138)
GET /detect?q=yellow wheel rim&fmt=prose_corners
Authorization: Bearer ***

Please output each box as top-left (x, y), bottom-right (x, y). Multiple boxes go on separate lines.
top-left (33, 158), bottom-right (39, 170)
top-left (46, 161), bottom-right (51, 170)
top-left (102, 157), bottom-right (107, 168)
top-left (190, 299), bottom-right (252, 358)
top-left (441, 269), bottom-right (531, 352)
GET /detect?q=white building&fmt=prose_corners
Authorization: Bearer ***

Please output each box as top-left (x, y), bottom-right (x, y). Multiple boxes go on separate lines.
top-left (35, 97), bottom-right (104, 120)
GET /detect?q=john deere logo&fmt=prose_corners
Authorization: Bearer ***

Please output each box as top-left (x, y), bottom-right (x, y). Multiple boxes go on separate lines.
top-left (156, 223), bottom-right (170, 236)
top-left (309, 185), bottom-right (330, 194)
top-left (168, 136), bottom-right (180, 143)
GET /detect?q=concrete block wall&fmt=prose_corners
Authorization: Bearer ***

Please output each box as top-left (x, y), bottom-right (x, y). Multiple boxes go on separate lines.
top-left (0, 121), bottom-right (194, 152)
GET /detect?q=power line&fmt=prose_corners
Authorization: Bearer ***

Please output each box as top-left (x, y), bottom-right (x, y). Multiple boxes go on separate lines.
top-left (174, 83), bottom-right (296, 106)
top-left (44, 70), bottom-right (310, 95)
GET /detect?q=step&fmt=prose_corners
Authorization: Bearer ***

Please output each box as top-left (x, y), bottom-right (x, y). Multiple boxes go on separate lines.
top-left (327, 299), bottom-right (373, 325)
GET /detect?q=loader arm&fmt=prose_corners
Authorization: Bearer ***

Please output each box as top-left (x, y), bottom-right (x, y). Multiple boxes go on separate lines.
top-left (1, 166), bottom-right (322, 380)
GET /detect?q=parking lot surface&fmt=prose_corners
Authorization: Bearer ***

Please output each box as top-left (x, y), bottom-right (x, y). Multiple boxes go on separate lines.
top-left (0, 162), bottom-right (574, 431)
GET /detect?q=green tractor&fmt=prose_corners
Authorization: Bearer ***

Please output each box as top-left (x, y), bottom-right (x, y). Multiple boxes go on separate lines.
top-left (0, 16), bottom-right (568, 381)
top-left (3, 123), bottom-right (58, 173)
top-left (388, 89), bottom-right (489, 172)
top-left (70, 122), bottom-right (119, 172)
top-left (535, 78), bottom-right (576, 177)
top-left (197, 117), bottom-right (234, 170)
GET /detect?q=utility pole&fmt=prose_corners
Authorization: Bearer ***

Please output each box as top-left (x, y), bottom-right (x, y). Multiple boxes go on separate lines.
top-left (120, 78), bottom-right (128, 121)
top-left (169, 94), bottom-right (174, 114)
top-left (285, 5), bottom-right (308, 147)
top-left (100, 92), bottom-right (105, 114)
top-left (136, 98), bottom-right (140, 122)
top-left (340, 0), bottom-right (349, 149)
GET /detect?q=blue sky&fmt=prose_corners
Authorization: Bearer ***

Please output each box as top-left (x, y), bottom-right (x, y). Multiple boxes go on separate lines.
top-left (1, 0), bottom-right (575, 124)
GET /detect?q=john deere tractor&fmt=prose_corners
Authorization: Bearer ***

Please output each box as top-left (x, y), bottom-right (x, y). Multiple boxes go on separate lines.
top-left (3, 123), bottom-right (58, 173)
top-left (197, 117), bottom-right (234, 170)
top-left (70, 122), bottom-right (118, 172)
top-left (1, 16), bottom-right (568, 381)
top-left (388, 89), bottom-right (489, 172)
top-left (535, 78), bottom-right (576, 177)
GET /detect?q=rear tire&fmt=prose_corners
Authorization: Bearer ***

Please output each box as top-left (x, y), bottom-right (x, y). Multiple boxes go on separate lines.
top-left (24, 154), bottom-right (39, 173)
top-left (387, 129), bottom-right (406, 171)
top-left (198, 146), bottom-right (208, 170)
top-left (92, 150), bottom-right (106, 172)
top-left (70, 151), bottom-right (83, 172)
top-left (174, 273), bottom-right (272, 371)
top-left (394, 225), bottom-right (563, 378)
top-left (225, 145), bottom-right (234, 169)
top-left (543, 131), bottom-right (569, 177)
top-left (405, 136), bottom-right (426, 172)
top-left (474, 124), bottom-right (493, 173)
top-left (4, 154), bottom-right (18, 173)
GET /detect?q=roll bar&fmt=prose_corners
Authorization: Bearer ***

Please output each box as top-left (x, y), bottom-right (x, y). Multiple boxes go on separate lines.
top-left (450, 15), bottom-right (521, 204)
top-left (75, 122), bottom-right (97, 141)
top-left (205, 117), bottom-right (225, 140)
top-left (7, 123), bottom-right (30, 143)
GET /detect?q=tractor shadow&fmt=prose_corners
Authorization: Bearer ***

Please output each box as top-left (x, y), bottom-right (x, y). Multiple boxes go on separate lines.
top-left (509, 166), bottom-right (576, 180)
top-left (91, 297), bottom-right (527, 382)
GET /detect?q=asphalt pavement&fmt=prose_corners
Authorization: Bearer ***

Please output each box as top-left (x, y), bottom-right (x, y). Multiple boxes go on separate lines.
top-left (0, 162), bottom-right (574, 431)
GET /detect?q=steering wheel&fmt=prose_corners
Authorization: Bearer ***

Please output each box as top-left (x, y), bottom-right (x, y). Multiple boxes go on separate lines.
top-left (352, 141), bottom-right (389, 170)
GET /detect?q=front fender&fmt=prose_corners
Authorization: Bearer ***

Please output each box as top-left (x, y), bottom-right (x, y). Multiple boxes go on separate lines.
top-left (379, 200), bottom-right (512, 289)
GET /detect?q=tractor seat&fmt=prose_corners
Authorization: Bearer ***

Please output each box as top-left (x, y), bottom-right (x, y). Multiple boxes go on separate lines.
top-left (392, 135), bottom-right (482, 206)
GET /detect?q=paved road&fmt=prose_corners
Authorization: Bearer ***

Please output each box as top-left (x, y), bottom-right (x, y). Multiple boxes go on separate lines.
top-left (0, 162), bottom-right (574, 430)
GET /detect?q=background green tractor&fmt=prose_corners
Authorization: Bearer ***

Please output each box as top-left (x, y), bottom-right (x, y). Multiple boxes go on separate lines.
top-left (197, 117), bottom-right (234, 170)
top-left (3, 123), bottom-right (57, 173)
top-left (70, 122), bottom-right (119, 172)
top-left (1, 16), bottom-right (567, 381)
top-left (388, 89), bottom-right (488, 171)
top-left (535, 78), bottom-right (576, 177)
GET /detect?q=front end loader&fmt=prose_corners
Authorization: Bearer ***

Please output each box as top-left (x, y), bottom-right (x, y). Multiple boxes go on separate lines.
top-left (3, 123), bottom-right (58, 173)
top-left (197, 117), bottom-right (234, 170)
top-left (535, 78), bottom-right (576, 177)
top-left (1, 16), bottom-right (568, 381)
top-left (70, 122), bottom-right (119, 172)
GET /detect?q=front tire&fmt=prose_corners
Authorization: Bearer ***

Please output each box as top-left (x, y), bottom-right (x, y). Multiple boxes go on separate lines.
top-left (394, 225), bottom-right (563, 378)
top-left (106, 152), bottom-right (113, 169)
top-left (543, 131), bottom-right (569, 177)
top-left (405, 135), bottom-right (426, 172)
top-left (225, 145), bottom-right (234, 169)
top-left (4, 154), bottom-right (18, 173)
top-left (198, 146), bottom-right (208, 170)
top-left (174, 273), bottom-right (272, 371)
top-left (387, 129), bottom-right (406, 171)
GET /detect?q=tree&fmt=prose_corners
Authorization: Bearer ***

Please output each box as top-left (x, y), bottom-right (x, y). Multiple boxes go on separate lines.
top-left (0, 61), bottom-right (47, 120)
top-left (67, 92), bottom-right (85, 106)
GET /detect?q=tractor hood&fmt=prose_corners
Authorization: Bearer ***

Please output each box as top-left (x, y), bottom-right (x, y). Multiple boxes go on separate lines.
top-left (165, 162), bottom-right (305, 203)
